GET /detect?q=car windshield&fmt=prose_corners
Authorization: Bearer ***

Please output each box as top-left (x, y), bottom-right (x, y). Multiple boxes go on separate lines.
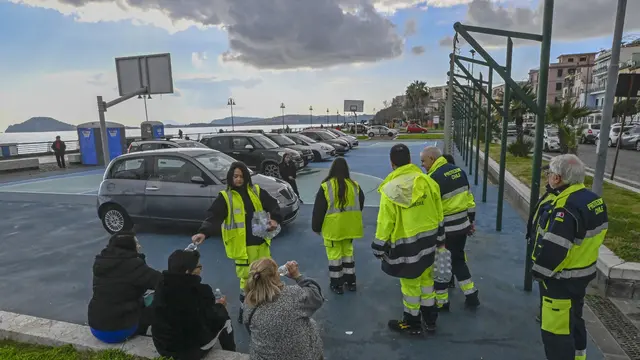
top-left (548, 130), bottom-right (558, 137)
top-left (327, 129), bottom-right (347, 136)
top-left (508, 124), bottom-right (516, 130)
top-left (591, 124), bottom-right (600, 130)
top-left (178, 141), bottom-right (207, 148)
top-left (295, 134), bottom-right (317, 143)
top-left (194, 152), bottom-right (252, 182)
top-left (253, 136), bottom-right (279, 149)
top-left (268, 134), bottom-right (296, 146)
top-left (310, 131), bottom-right (334, 140)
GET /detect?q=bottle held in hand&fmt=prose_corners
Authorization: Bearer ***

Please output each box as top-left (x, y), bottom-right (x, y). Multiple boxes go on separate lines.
top-left (185, 243), bottom-right (198, 251)
top-left (277, 265), bottom-right (288, 277)
top-left (433, 247), bottom-right (453, 283)
top-left (214, 288), bottom-right (223, 301)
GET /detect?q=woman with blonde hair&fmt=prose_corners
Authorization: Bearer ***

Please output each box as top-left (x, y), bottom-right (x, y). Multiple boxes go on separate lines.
top-left (243, 258), bottom-right (325, 360)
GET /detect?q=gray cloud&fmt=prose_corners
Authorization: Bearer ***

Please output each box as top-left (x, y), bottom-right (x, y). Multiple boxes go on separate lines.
top-left (440, 0), bottom-right (640, 48)
top-left (175, 76), bottom-right (262, 108)
top-left (404, 18), bottom-right (417, 37)
top-left (57, 0), bottom-right (405, 69)
top-left (411, 46), bottom-right (426, 55)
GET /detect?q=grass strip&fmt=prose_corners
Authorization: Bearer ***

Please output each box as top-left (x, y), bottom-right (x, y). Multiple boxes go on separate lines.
top-left (0, 340), bottom-right (168, 360)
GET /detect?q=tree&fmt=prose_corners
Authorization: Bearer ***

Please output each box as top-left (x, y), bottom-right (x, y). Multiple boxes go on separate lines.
top-left (613, 98), bottom-right (638, 120)
top-left (545, 100), bottom-right (594, 154)
top-left (494, 82), bottom-right (537, 144)
top-left (405, 80), bottom-right (430, 122)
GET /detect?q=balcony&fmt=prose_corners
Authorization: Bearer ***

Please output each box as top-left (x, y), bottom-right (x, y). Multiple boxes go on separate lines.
top-left (592, 65), bottom-right (609, 75)
top-left (588, 83), bottom-right (606, 93)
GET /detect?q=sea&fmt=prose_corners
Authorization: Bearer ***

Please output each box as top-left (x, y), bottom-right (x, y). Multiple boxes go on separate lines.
top-left (0, 123), bottom-right (343, 145)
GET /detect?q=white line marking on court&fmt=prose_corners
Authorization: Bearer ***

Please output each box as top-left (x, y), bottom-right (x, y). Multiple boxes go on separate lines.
top-left (0, 190), bottom-right (94, 196)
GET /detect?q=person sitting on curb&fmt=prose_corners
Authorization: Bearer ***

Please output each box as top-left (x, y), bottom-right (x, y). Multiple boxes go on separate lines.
top-left (152, 249), bottom-right (236, 360)
top-left (88, 231), bottom-right (161, 344)
top-left (244, 258), bottom-right (325, 360)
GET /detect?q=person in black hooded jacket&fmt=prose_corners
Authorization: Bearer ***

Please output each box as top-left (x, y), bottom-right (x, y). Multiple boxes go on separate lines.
top-left (152, 249), bottom-right (236, 360)
top-left (88, 231), bottom-right (161, 343)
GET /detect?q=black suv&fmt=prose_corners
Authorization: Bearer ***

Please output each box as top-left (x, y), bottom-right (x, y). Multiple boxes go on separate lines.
top-left (200, 133), bottom-right (304, 178)
top-left (264, 133), bottom-right (315, 164)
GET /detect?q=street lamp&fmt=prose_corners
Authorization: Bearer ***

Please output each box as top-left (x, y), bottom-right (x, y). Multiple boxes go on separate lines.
top-left (227, 98), bottom-right (236, 131)
top-left (326, 108), bottom-right (329, 125)
top-left (309, 106), bottom-right (313, 126)
top-left (336, 110), bottom-right (340, 126)
top-left (280, 103), bottom-right (286, 131)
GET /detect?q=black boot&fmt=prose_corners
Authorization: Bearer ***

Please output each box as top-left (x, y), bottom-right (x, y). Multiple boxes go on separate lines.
top-left (421, 306), bottom-right (438, 334)
top-left (346, 282), bottom-right (357, 292)
top-left (330, 284), bottom-right (344, 295)
top-left (388, 313), bottom-right (422, 335)
top-left (465, 290), bottom-right (480, 309)
top-left (447, 277), bottom-right (456, 289)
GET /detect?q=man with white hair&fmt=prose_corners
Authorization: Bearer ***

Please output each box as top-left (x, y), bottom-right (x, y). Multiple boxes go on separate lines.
top-left (531, 154), bottom-right (608, 360)
top-left (420, 146), bottom-right (479, 310)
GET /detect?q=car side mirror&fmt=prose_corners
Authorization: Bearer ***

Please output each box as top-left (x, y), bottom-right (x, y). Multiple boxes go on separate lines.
top-left (245, 144), bottom-right (254, 150)
top-left (191, 176), bottom-right (207, 185)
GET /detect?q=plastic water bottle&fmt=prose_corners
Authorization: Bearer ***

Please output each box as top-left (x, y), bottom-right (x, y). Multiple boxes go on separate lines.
top-left (278, 265), bottom-right (289, 277)
top-left (185, 243), bottom-right (198, 251)
top-left (214, 288), bottom-right (223, 301)
top-left (433, 248), bottom-right (453, 283)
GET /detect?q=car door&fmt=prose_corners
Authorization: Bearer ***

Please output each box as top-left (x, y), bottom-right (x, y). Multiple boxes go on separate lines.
top-left (103, 156), bottom-right (151, 219)
top-left (229, 136), bottom-right (260, 169)
top-left (206, 136), bottom-right (232, 155)
top-left (144, 155), bottom-right (216, 222)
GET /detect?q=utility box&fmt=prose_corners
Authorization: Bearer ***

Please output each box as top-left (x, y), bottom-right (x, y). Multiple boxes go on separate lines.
top-left (0, 144), bottom-right (18, 158)
top-left (77, 122), bottom-right (126, 166)
top-left (141, 121), bottom-right (164, 140)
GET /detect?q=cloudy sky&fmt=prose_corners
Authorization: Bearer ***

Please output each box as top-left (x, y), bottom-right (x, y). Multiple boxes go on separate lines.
top-left (0, 0), bottom-right (638, 128)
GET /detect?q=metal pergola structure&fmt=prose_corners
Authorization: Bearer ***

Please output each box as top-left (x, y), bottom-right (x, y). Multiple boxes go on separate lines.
top-left (443, 0), bottom-right (555, 291)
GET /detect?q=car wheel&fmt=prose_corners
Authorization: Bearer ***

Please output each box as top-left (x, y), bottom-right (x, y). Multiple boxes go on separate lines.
top-left (388, 132), bottom-right (395, 137)
top-left (544, 143), bottom-right (549, 152)
top-left (368, 132), bottom-right (375, 138)
top-left (608, 138), bottom-right (613, 147)
top-left (312, 150), bottom-right (322, 162)
top-left (262, 162), bottom-right (280, 177)
top-left (579, 136), bottom-right (585, 144)
top-left (636, 141), bottom-right (640, 152)
top-left (422, 130), bottom-right (426, 133)
top-left (101, 205), bottom-right (133, 234)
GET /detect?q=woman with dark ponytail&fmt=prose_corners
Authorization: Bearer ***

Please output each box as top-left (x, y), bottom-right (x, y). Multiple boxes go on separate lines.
top-left (311, 158), bottom-right (365, 294)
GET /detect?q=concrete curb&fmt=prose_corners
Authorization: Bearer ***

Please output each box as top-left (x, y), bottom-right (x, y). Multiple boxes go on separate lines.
top-left (0, 310), bottom-right (249, 359)
top-left (474, 147), bottom-right (640, 300)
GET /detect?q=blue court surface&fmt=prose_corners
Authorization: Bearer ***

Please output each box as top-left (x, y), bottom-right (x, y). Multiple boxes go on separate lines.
top-left (0, 140), bottom-right (605, 360)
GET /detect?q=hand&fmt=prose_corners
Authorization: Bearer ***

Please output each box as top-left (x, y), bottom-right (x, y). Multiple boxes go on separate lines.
top-left (468, 223), bottom-right (476, 236)
top-left (216, 295), bottom-right (227, 307)
top-left (267, 219), bottom-right (278, 231)
top-left (285, 261), bottom-right (300, 279)
top-left (192, 233), bottom-right (206, 245)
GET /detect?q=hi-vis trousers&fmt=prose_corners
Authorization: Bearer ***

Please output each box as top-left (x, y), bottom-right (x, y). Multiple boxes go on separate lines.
top-left (399, 266), bottom-right (438, 326)
top-left (539, 278), bottom-right (588, 360)
top-left (434, 233), bottom-right (477, 307)
top-left (234, 242), bottom-right (271, 300)
top-left (324, 239), bottom-right (355, 287)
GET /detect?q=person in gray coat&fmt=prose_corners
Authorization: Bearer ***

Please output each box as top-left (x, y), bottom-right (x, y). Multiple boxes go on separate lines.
top-left (243, 258), bottom-right (324, 360)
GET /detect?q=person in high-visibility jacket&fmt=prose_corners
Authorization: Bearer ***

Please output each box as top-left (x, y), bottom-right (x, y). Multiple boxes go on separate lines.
top-left (312, 157), bottom-right (365, 294)
top-left (527, 165), bottom-right (560, 323)
top-left (373, 144), bottom-right (445, 335)
top-left (420, 146), bottom-right (479, 310)
top-left (192, 161), bottom-right (282, 324)
top-left (532, 155), bottom-right (608, 360)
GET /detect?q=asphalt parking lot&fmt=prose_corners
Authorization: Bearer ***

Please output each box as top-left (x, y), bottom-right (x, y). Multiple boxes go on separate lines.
top-left (0, 140), bottom-right (605, 360)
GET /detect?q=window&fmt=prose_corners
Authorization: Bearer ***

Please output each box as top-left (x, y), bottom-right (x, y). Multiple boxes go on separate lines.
top-left (556, 83), bottom-right (563, 91)
top-left (194, 153), bottom-right (240, 182)
top-left (251, 136), bottom-right (279, 149)
top-left (109, 158), bottom-right (147, 180)
top-left (591, 124), bottom-right (600, 130)
top-left (140, 143), bottom-right (161, 151)
top-left (554, 97), bottom-right (560, 104)
top-left (557, 69), bottom-right (563, 77)
top-left (232, 137), bottom-right (251, 150)
top-left (568, 58), bottom-right (574, 63)
top-left (595, 99), bottom-right (599, 107)
top-left (207, 137), bottom-right (230, 150)
top-left (154, 157), bottom-right (205, 184)
top-left (580, 57), bottom-right (587, 62)
top-left (268, 134), bottom-right (296, 146)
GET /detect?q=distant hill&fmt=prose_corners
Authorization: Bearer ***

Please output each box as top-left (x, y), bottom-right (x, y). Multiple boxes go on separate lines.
top-left (5, 117), bottom-right (76, 133)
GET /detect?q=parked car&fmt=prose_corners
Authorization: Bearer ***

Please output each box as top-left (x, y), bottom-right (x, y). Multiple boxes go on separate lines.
top-left (97, 148), bottom-right (300, 234)
top-left (368, 125), bottom-right (398, 138)
top-left (523, 122), bottom-right (536, 136)
top-left (606, 125), bottom-right (634, 147)
top-left (264, 133), bottom-right (314, 164)
top-left (579, 123), bottom-right (600, 144)
top-left (315, 128), bottom-right (359, 148)
top-left (284, 133), bottom-right (335, 161)
top-left (300, 130), bottom-right (350, 155)
top-left (543, 128), bottom-right (561, 152)
top-left (128, 139), bottom-right (208, 153)
top-left (507, 124), bottom-right (517, 137)
top-left (406, 123), bottom-right (428, 133)
top-left (340, 123), bottom-right (369, 135)
top-left (200, 133), bottom-right (304, 178)
top-left (619, 125), bottom-right (640, 151)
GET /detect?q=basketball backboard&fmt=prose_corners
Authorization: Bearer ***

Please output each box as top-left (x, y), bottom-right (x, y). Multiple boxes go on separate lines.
top-left (115, 53), bottom-right (174, 96)
top-left (344, 100), bottom-right (364, 113)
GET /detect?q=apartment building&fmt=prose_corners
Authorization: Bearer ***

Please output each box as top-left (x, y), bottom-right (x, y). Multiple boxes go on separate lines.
top-left (491, 81), bottom-right (529, 100)
top-left (529, 52), bottom-right (597, 106)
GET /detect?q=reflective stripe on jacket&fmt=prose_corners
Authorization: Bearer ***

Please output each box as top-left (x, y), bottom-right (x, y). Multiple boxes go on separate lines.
top-left (320, 178), bottom-right (364, 241)
top-left (532, 183), bottom-right (608, 281)
top-left (373, 164), bottom-right (445, 279)
top-left (220, 184), bottom-right (268, 260)
top-left (427, 156), bottom-right (476, 235)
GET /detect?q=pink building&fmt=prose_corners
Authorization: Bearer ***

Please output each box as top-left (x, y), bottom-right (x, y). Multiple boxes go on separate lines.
top-left (528, 52), bottom-right (597, 105)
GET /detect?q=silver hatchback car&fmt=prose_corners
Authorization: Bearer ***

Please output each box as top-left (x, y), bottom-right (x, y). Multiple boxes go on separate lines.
top-left (97, 148), bottom-right (300, 234)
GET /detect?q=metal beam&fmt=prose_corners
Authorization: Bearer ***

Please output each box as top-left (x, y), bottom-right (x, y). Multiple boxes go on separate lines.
top-left (453, 60), bottom-right (505, 117)
top-left (482, 68), bottom-right (493, 202)
top-left (496, 37), bottom-right (513, 232)
top-left (455, 22), bottom-right (543, 42)
top-left (450, 71), bottom-right (490, 85)
top-left (455, 54), bottom-right (502, 70)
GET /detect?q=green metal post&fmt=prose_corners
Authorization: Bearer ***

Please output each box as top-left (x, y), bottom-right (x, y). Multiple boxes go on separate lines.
top-left (496, 37), bottom-right (513, 232)
top-left (463, 94), bottom-right (468, 161)
top-left (475, 72), bottom-right (483, 186)
top-left (482, 69), bottom-right (493, 202)
top-left (468, 86), bottom-right (475, 173)
top-left (525, 0), bottom-right (554, 292)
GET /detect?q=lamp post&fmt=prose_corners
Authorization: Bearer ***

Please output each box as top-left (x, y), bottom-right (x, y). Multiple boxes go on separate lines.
top-left (138, 94), bottom-right (152, 122)
top-left (309, 106), bottom-right (314, 126)
top-left (227, 98), bottom-right (236, 131)
top-left (280, 103), bottom-right (286, 131)
top-left (336, 110), bottom-right (340, 126)
top-left (326, 108), bottom-right (329, 125)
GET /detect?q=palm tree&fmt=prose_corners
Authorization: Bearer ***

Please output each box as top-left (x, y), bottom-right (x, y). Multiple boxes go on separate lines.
top-left (405, 80), bottom-right (429, 122)
top-left (545, 100), bottom-right (594, 154)
top-left (494, 82), bottom-right (537, 143)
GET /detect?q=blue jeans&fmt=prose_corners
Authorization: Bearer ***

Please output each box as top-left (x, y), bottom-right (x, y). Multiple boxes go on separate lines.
top-left (90, 326), bottom-right (138, 344)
